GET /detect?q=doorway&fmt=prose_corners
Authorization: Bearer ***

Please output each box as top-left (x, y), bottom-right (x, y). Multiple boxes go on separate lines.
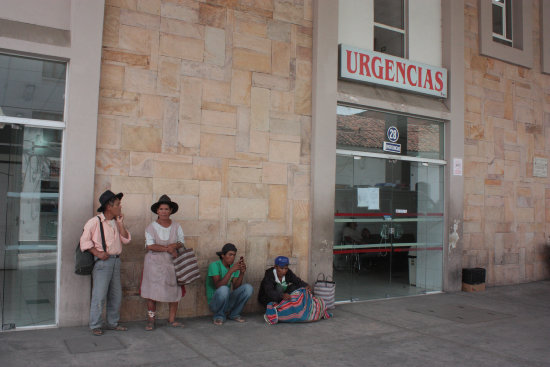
top-left (333, 106), bottom-right (445, 302)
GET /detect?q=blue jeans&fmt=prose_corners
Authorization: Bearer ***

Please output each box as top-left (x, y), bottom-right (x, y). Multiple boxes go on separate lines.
top-left (209, 284), bottom-right (253, 321)
top-left (89, 256), bottom-right (122, 329)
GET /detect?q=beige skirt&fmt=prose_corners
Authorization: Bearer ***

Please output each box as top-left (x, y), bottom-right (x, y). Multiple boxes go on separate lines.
top-left (140, 251), bottom-right (181, 303)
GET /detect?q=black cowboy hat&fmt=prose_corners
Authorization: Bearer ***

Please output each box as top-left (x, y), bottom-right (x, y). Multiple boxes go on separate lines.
top-left (151, 194), bottom-right (179, 214)
top-left (97, 190), bottom-right (123, 212)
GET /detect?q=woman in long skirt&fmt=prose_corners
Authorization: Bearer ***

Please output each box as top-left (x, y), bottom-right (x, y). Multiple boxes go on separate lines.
top-left (141, 195), bottom-right (185, 330)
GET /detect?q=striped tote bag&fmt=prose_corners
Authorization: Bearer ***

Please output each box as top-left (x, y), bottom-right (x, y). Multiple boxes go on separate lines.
top-left (173, 248), bottom-right (200, 285)
top-left (313, 273), bottom-right (336, 309)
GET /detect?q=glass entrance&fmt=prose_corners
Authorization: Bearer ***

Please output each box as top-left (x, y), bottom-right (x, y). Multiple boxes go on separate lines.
top-left (333, 106), bottom-right (445, 302)
top-left (1, 53), bottom-right (66, 330)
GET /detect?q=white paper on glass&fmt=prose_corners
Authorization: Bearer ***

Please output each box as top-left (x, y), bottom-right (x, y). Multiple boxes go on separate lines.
top-left (357, 187), bottom-right (379, 210)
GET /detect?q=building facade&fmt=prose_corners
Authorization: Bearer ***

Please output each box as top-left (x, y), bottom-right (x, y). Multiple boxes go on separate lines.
top-left (0, 0), bottom-right (548, 330)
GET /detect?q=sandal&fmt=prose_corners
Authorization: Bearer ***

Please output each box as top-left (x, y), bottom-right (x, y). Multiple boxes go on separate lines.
top-left (106, 324), bottom-right (128, 331)
top-left (145, 318), bottom-right (155, 331)
top-left (168, 321), bottom-right (184, 328)
top-left (92, 328), bottom-right (104, 336)
top-left (229, 316), bottom-right (245, 323)
top-left (213, 318), bottom-right (223, 326)
top-left (145, 310), bottom-right (155, 331)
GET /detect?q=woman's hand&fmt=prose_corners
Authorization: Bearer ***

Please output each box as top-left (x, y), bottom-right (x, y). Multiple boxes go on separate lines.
top-left (167, 247), bottom-right (178, 258)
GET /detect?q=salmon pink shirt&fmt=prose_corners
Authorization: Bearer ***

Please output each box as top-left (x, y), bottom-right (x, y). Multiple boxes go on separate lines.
top-left (79, 213), bottom-right (131, 255)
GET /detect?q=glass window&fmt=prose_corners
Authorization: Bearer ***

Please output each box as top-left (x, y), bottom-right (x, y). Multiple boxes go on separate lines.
top-left (337, 106), bottom-right (444, 160)
top-left (492, 0), bottom-right (512, 46)
top-left (374, 0), bottom-right (406, 58)
top-left (1, 124), bottom-right (62, 329)
top-left (0, 54), bottom-right (66, 121)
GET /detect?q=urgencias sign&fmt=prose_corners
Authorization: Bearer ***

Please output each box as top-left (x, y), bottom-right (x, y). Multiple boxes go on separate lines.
top-left (339, 44), bottom-right (448, 98)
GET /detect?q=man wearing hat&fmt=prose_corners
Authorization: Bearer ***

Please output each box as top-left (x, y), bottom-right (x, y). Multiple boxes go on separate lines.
top-left (206, 243), bottom-right (253, 325)
top-left (80, 190), bottom-right (131, 336)
top-left (258, 256), bottom-right (311, 308)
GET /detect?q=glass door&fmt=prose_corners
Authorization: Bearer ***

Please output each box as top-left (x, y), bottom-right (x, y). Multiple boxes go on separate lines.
top-left (1, 124), bottom-right (61, 329)
top-left (334, 155), bottom-right (444, 301)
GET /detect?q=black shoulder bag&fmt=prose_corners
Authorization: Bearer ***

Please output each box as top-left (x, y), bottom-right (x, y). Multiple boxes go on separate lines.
top-left (75, 216), bottom-right (107, 275)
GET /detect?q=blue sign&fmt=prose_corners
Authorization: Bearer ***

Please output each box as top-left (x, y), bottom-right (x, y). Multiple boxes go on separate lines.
top-left (383, 141), bottom-right (401, 153)
top-left (387, 126), bottom-right (399, 142)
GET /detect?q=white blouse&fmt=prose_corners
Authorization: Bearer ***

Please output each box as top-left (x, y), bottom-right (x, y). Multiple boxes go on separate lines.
top-left (145, 221), bottom-right (185, 247)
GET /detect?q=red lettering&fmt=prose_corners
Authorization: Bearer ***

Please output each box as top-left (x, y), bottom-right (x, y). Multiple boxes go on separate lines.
top-left (417, 67), bottom-right (423, 88)
top-left (346, 50), bottom-right (357, 74)
top-left (424, 69), bottom-right (434, 90)
top-left (385, 59), bottom-right (395, 81)
top-left (372, 57), bottom-right (383, 78)
top-left (396, 62), bottom-right (406, 84)
top-left (407, 65), bottom-right (417, 86)
top-left (359, 53), bottom-right (371, 76)
top-left (434, 71), bottom-right (443, 91)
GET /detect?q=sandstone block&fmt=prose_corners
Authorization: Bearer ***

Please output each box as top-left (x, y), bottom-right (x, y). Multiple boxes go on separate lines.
top-left (181, 60), bottom-right (226, 81)
top-left (120, 9), bottom-right (160, 29)
top-left (262, 162), bottom-right (287, 184)
top-left (157, 57), bottom-right (181, 95)
top-left (99, 97), bottom-right (138, 117)
top-left (103, 6), bottom-right (120, 48)
top-left (96, 149), bottom-right (130, 176)
top-left (180, 77), bottom-right (202, 123)
top-left (153, 178), bottom-right (199, 196)
top-left (233, 48), bottom-right (271, 73)
top-left (231, 69), bottom-right (252, 106)
top-left (294, 78), bottom-right (311, 115)
top-left (271, 90), bottom-right (294, 113)
top-left (130, 152), bottom-right (154, 177)
top-left (139, 94), bottom-right (164, 120)
top-left (193, 157), bottom-right (222, 181)
top-left (205, 26), bottom-right (226, 66)
top-left (269, 140), bottom-right (300, 164)
top-left (169, 195), bottom-right (198, 220)
top-left (160, 33), bottom-right (204, 61)
top-left (228, 198), bottom-right (267, 219)
top-left (178, 122), bottom-right (201, 148)
top-left (124, 68), bottom-right (157, 94)
top-left (267, 20), bottom-right (291, 42)
top-left (249, 130), bottom-right (269, 154)
top-left (202, 79), bottom-right (231, 104)
top-left (160, 17), bottom-right (204, 39)
top-left (112, 175), bottom-right (153, 194)
top-left (163, 98), bottom-right (180, 148)
top-left (161, 2), bottom-right (198, 23)
top-left (200, 133), bottom-right (236, 158)
top-left (252, 73), bottom-right (290, 91)
top-left (274, 0), bottom-right (304, 25)
top-left (233, 33), bottom-right (271, 54)
top-left (153, 160), bottom-right (193, 179)
top-left (97, 116), bottom-right (121, 149)
top-left (229, 166), bottom-right (262, 183)
top-left (235, 19), bottom-right (267, 37)
top-left (103, 49), bottom-right (149, 67)
top-left (119, 25), bottom-right (151, 54)
top-left (137, 0), bottom-right (160, 15)
top-left (199, 3), bottom-right (226, 28)
top-left (228, 183), bottom-right (268, 198)
top-left (202, 109), bottom-right (237, 129)
top-left (121, 125), bottom-right (162, 152)
top-left (269, 185), bottom-right (287, 220)
top-left (272, 41), bottom-right (290, 77)
top-left (199, 181), bottom-right (221, 219)
top-left (100, 64), bottom-right (125, 90)
top-left (251, 87), bottom-right (270, 131)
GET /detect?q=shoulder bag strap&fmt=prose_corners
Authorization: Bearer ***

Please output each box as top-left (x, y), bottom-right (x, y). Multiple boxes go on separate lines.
top-left (97, 216), bottom-right (107, 253)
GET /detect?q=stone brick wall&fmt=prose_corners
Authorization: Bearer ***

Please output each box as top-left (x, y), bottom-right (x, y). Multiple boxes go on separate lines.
top-left (96, 0), bottom-right (312, 321)
top-left (464, 0), bottom-right (550, 285)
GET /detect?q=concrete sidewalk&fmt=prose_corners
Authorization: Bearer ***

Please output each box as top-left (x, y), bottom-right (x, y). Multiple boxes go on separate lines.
top-left (1, 281), bottom-right (549, 367)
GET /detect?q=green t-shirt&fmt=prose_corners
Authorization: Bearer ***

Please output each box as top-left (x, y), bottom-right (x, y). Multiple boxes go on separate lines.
top-left (206, 260), bottom-right (240, 304)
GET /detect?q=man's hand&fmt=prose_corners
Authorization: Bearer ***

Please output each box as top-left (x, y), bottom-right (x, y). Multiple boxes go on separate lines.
top-left (91, 248), bottom-right (109, 261)
top-left (305, 285), bottom-right (313, 293)
top-left (238, 258), bottom-right (247, 274)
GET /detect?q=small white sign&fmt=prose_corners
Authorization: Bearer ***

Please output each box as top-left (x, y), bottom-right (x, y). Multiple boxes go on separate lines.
top-left (357, 187), bottom-right (379, 210)
top-left (383, 141), bottom-right (401, 153)
top-left (533, 157), bottom-right (548, 177)
top-left (395, 209), bottom-right (407, 214)
top-left (453, 158), bottom-right (463, 176)
top-left (387, 126), bottom-right (399, 142)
